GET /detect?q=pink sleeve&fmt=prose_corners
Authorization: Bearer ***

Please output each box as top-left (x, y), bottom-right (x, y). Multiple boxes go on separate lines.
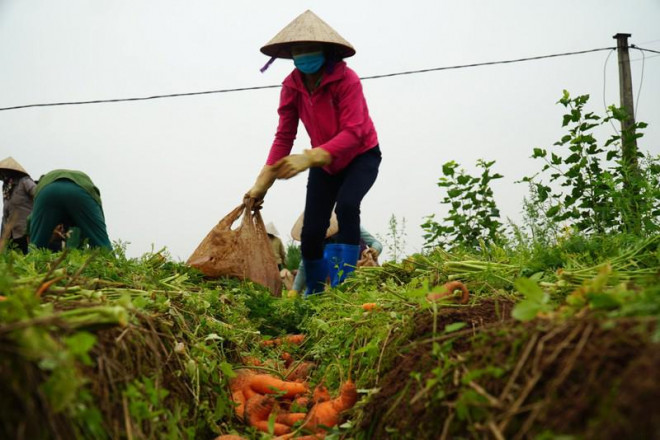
top-left (266, 86), bottom-right (299, 165)
top-left (318, 72), bottom-right (368, 158)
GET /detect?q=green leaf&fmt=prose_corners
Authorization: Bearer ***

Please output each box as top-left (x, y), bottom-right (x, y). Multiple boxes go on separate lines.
top-left (514, 278), bottom-right (545, 303)
top-left (63, 331), bottom-right (97, 366)
top-left (444, 322), bottom-right (467, 333)
top-left (546, 205), bottom-right (560, 217)
top-left (512, 300), bottom-right (542, 321)
top-left (219, 362), bottom-right (236, 379)
top-left (586, 293), bottom-right (621, 310)
top-left (532, 148), bottom-right (547, 158)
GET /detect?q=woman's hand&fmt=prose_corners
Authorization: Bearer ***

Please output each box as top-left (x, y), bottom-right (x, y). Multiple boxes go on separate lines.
top-left (274, 148), bottom-right (331, 179)
top-left (245, 165), bottom-right (277, 207)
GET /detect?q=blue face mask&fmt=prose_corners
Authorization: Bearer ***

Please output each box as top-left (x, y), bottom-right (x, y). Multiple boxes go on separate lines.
top-left (293, 51), bottom-right (325, 74)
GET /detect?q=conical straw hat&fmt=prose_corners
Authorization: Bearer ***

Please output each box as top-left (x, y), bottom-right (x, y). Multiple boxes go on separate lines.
top-left (261, 10), bottom-right (355, 59)
top-left (0, 157), bottom-right (28, 175)
top-left (265, 222), bottom-right (280, 236)
top-left (290, 211), bottom-right (339, 242)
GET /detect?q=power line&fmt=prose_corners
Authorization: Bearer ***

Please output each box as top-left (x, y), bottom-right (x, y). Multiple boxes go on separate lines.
top-left (0, 46), bottom-right (618, 112)
top-left (360, 47), bottom-right (615, 80)
top-left (631, 45), bottom-right (660, 55)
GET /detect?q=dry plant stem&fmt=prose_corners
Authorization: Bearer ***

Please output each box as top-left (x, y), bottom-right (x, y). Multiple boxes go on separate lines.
top-left (0, 315), bottom-right (65, 334)
top-left (123, 394), bottom-right (134, 440)
top-left (498, 332), bottom-right (540, 402)
top-left (468, 380), bottom-right (501, 408)
top-left (375, 327), bottom-right (393, 384)
top-left (39, 249), bottom-right (69, 287)
top-left (439, 411), bottom-right (455, 440)
top-left (488, 420), bottom-right (506, 440)
top-left (64, 251), bottom-right (99, 290)
top-left (406, 321), bottom-right (504, 348)
top-left (497, 323), bottom-right (585, 434)
top-left (513, 323), bottom-right (595, 440)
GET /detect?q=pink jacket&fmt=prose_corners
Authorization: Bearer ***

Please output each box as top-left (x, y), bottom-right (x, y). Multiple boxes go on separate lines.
top-left (265, 61), bottom-right (379, 175)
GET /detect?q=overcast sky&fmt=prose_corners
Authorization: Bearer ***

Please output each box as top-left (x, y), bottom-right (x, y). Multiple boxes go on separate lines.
top-left (1, 1), bottom-right (659, 261)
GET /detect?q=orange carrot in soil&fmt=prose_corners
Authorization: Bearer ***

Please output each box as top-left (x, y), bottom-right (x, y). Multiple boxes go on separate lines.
top-left (361, 302), bottom-right (378, 311)
top-left (281, 351), bottom-right (294, 368)
top-left (275, 411), bottom-right (307, 426)
top-left (312, 385), bottom-right (331, 403)
top-left (274, 434), bottom-right (325, 440)
top-left (261, 334), bottom-right (306, 347)
top-left (304, 380), bottom-right (358, 431)
top-left (248, 374), bottom-right (309, 398)
top-left (245, 395), bottom-right (291, 435)
top-left (426, 281), bottom-right (470, 304)
top-left (35, 277), bottom-right (63, 297)
top-left (229, 370), bottom-right (256, 420)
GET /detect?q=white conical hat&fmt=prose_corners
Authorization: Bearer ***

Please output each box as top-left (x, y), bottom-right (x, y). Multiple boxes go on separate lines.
top-left (0, 157), bottom-right (29, 175)
top-left (290, 211), bottom-right (339, 242)
top-left (265, 222), bottom-right (280, 236)
top-left (260, 10), bottom-right (355, 59)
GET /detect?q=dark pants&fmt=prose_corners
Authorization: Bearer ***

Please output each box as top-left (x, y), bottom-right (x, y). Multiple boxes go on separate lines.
top-left (301, 146), bottom-right (381, 260)
top-left (30, 180), bottom-right (112, 250)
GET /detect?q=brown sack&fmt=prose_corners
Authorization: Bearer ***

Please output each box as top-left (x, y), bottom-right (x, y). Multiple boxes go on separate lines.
top-left (357, 248), bottom-right (380, 268)
top-left (187, 203), bottom-right (282, 295)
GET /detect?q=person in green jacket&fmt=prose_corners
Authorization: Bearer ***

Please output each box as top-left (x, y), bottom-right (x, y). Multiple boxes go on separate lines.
top-left (29, 169), bottom-right (111, 251)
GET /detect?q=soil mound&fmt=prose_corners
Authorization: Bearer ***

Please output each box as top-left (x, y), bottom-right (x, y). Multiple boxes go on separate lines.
top-left (357, 298), bottom-right (660, 439)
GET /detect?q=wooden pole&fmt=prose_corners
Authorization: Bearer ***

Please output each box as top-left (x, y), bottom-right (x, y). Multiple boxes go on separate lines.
top-left (612, 33), bottom-right (640, 233)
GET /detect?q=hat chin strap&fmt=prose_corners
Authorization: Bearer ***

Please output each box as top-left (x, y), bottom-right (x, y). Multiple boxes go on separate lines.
top-left (260, 56), bottom-right (277, 73)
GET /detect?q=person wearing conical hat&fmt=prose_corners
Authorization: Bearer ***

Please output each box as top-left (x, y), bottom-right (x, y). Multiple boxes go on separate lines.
top-left (246, 10), bottom-right (382, 296)
top-left (265, 221), bottom-right (287, 270)
top-left (28, 169), bottom-right (111, 251)
top-left (0, 157), bottom-right (37, 253)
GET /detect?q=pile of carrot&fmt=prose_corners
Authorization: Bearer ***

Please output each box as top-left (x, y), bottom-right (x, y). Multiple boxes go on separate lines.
top-left (225, 334), bottom-right (359, 438)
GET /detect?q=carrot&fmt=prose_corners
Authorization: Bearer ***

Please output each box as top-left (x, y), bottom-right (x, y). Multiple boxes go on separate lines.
top-left (426, 281), bottom-right (470, 304)
top-left (229, 370), bottom-right (256, 420)
top-left (214, 435), bottom-right (248, 440)
top-left (292, 395), bottom-right (311, 410)
top-left (242, 356), bottom-right (263, 366)
top-left (312, 385), bottom-right (331, 403)
top-left (248, 374), bottom-right (309, 398)
top-left (35, 277), bottom-right (63, 297)
top-left (275, 411), bottom-right (307, 426)
top-left (245, 395), bottom-right (291, 435)
top-left (231, 389), bottom-right (247, 420)
top-left (274, 434), bottom-right (324, 440)
top-left (281, 352), bottom-right (294, 368)
top-left (261, 334), bottom-right (306, 347)
top-left (361, 302), bottom-right (378, 311)
top-left (304, 380), bottom-right (358, 431)
top-left (0, 295), bottom-right (7, 301)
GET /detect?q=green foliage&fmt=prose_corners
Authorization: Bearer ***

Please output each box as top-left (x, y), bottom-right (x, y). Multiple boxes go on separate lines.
top-left (511, 277), bottom-right (554, 321)
top-left (521, 90), bottom-right (659, 236)
top-left (285, 240), bottom-right (301, 271)
top-left (422, 159), bottom-right (504, 250)
top-left (242, 289), bottom-right (312, 336)
top-left (377, 214), bottom-right (408, 263)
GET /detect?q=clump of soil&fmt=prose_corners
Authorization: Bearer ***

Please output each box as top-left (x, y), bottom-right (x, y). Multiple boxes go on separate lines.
top-left (355, 298), bottom-right (660, 440)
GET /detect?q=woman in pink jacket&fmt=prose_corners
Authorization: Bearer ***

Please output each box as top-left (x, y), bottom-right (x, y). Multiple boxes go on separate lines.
top-left (246, 10), bottom-right (381, 296)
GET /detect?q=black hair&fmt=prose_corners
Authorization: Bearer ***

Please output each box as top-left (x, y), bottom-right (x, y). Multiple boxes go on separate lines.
top-left (323, 44), bottom-right (345, 74)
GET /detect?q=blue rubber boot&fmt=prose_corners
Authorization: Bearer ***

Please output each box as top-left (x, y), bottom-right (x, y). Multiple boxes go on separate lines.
top-left (303, 258), bottom-right (328, 297)
top-left (324, 244), bottom-right (360, 287)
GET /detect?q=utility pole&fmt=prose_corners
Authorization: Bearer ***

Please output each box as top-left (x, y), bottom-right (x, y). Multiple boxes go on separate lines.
top-left (613, 33), bottom-right (640, 233)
